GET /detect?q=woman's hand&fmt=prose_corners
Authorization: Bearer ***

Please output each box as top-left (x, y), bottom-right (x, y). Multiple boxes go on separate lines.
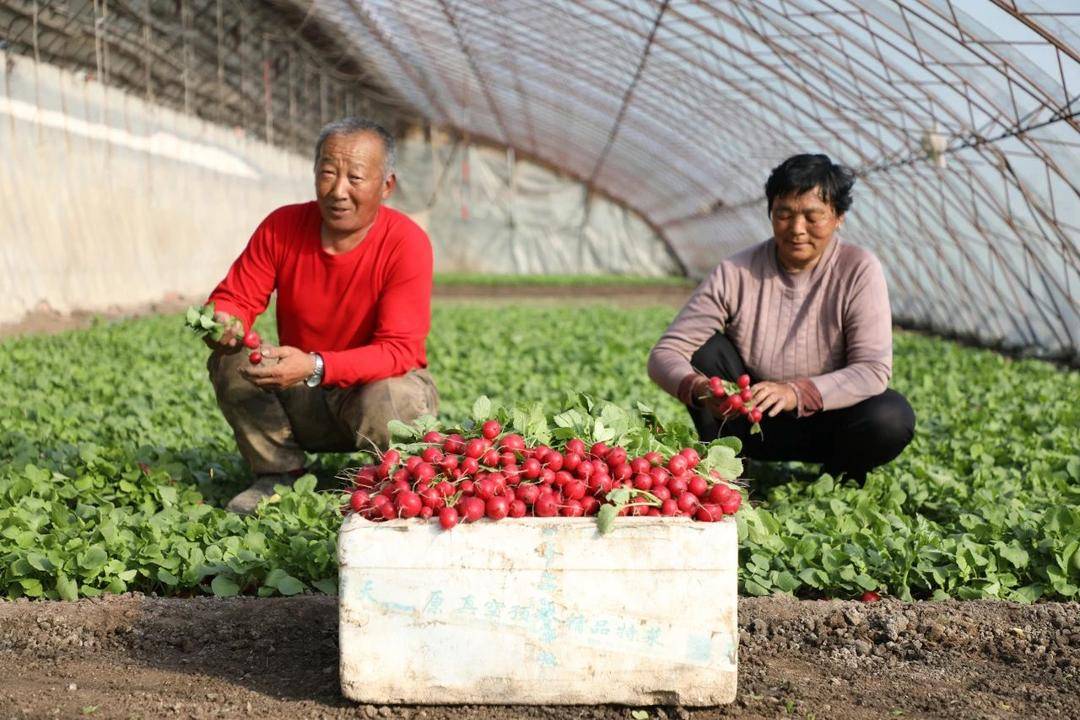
top-left (750, 381), bottom-right (797, 417)
top-left (692, 376), bottom-right (744, 418)
top-left (239, 346), bottom-right (316, 390)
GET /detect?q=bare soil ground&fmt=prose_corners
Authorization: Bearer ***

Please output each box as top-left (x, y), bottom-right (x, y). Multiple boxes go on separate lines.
top-left (431, 284), bottom-right (693, 308)
top-left (1, 594), bottom-right (1076, 720)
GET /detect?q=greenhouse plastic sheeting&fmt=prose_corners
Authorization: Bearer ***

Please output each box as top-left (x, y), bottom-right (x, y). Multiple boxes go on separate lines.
top-left (299, 0), bottom-right (1079, 360)
top-left (0, 56), bottom-right (675, 325)
top-left (393, 128), bottom-right (681, 275)
top-left (0, 58), bottom-right (311, 325)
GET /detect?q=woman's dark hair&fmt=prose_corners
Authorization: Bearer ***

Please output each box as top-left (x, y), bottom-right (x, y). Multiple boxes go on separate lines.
top-left (764, 154), bottom-right (855, 217)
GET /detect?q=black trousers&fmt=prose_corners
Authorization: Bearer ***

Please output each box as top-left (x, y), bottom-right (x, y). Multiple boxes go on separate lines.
top-left (687, 332), bottom-right (916, 481)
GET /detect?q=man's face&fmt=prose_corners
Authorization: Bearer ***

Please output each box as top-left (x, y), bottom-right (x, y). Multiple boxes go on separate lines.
top-left (769, 187), bottom-right (843, 270)
top-left (315, 132), bottom-right (395, 235)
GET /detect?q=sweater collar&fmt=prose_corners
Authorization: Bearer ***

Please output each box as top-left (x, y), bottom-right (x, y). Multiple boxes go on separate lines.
top-left (770, 235), bottom-right (841, 290)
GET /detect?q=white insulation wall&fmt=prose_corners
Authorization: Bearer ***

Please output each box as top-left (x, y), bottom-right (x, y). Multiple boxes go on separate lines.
top-left (391, 127), bottom-right (681, 277)
top-left (0, 57), bottom-right (678, 325)
top-left (0, 57), bottom-right (310, 324)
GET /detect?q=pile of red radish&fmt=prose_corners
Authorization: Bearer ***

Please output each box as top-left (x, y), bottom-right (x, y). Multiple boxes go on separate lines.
top-left (705, 374), bottom-right (763, 425)
top-left (344, 421), bottom-right (743, 531)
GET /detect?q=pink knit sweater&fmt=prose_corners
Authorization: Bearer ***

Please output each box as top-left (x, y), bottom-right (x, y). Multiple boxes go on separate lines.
top-left (647, 238), bottom-right (893, 416)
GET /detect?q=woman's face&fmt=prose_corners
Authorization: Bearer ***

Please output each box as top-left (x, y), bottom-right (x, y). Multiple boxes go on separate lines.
top-left (770, 187), bottom-right (844, 271)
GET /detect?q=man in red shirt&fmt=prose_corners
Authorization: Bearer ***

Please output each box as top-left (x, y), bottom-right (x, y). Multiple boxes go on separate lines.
top-left (204, 118), bottom-right (438, 513)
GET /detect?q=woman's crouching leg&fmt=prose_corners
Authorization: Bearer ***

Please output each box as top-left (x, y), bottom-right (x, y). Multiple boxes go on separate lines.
top-left (327, 369), bottom-right (440, 452)
top-left (821, 389), bottom-right (916, 480)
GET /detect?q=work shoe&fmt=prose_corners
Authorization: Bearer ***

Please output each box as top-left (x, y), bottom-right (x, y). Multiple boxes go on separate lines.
top-left (225, 472), bottom-right (299, 515)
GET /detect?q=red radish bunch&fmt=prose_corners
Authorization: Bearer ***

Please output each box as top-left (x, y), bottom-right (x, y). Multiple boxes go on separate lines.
top-left (244, 331), bottom-right (263, 364)
top-left (705, 374), bottom-right (763, 425)
top-left (184, 304), bottom-right (266, 363)
top-left (343, 422), bottom-right (745, 530)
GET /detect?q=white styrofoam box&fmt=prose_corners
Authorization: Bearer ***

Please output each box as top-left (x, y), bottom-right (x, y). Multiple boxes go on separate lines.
top-left (338, 515), bottom-right (738, 706)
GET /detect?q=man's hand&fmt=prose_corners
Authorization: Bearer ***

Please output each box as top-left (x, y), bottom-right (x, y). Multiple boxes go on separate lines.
top-left (203, 311), bottom-right (245, 351)
top-left (750, 381), bottom-right (797, 417)
top-left (239, 345), bottom-right (316, 391)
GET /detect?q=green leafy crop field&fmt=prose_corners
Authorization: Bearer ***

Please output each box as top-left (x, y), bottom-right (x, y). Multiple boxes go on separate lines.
top-left (1, 305), bottom-right (1077, 602)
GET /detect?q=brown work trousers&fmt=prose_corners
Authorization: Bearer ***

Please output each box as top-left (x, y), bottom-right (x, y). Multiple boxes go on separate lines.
top-left (207, 350), bottom-right (439, 475)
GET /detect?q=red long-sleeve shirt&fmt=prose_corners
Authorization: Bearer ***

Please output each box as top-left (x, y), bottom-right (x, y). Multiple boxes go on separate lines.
top-left (207, 201), bottom-right (432, 387)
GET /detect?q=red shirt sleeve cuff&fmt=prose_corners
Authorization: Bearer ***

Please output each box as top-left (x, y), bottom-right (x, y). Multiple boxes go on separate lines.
top-left (320, 351), bottom-right (347, 387)
top-left (788, 378), bottom-right (824, 417)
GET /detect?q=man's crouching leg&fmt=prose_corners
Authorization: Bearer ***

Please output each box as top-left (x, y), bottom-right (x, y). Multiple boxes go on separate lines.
top-left (207, 350), bottom-right (307, 513)
top-left (327, 369), bottom-right (439, 452)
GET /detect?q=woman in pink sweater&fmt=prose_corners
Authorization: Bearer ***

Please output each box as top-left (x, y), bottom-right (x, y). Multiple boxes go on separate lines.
top-left (648, 154), bottom-right (915, 482)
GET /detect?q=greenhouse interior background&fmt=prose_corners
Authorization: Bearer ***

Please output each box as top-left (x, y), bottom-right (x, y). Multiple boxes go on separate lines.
top-left (1, 3), bottom-right (1079, 715)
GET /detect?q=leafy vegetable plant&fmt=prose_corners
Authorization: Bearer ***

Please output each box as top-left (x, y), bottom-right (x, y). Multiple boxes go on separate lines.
top-left (0, 304), bottom-right (1076, 602)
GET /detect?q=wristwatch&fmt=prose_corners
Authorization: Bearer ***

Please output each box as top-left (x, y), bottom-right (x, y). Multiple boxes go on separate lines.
top-left (305, 353), bottom-right (325, 388)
